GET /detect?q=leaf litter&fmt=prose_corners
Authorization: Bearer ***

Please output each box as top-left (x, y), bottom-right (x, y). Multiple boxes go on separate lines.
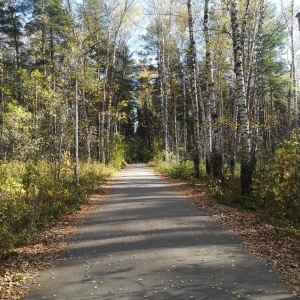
top-left (0, 179), bottom-right (113, 300)
top-left (158, 173), bottom-right (300, 296)
top-left (1, 171), bottom-right (299, 299)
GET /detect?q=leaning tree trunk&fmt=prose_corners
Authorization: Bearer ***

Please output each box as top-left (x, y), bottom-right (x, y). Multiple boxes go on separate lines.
top-left (204, 0), bottom-right (223, 182)
top-left (230, 0), bottom-right (252, 195)
top-left (187, 0), bottom-right (201, 178)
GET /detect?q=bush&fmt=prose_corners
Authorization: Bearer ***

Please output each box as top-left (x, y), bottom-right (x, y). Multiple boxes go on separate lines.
top-left (150, 155), bottom-right (205, 180)
top-left (253, 139), bottom-right (300, 222)
top-left (0, 157), bottom-right (116, 254)
top-left (110, 133), bottom-right (127, 169)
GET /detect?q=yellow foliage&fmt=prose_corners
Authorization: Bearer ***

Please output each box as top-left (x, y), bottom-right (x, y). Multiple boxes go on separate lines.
top-left (253, 138), bottom-right (300, 218)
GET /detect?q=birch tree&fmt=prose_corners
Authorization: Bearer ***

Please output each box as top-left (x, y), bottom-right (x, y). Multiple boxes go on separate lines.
top-left (204, 0), bottom-right (223, 181)
top-left (187, 0), bottom-right (201, 178)
top-left (230, 0), bottom-right (252, 194)
top-left (287, 0), bottom-right (298, 132)
top-left (102, 0), bottom-right (136, 164)
top-left (252, 0), bottom-right (265, 166)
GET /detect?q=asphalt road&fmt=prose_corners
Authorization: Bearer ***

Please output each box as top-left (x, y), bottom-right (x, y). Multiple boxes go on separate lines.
top-left (23, 164), bottom-right (297, 300)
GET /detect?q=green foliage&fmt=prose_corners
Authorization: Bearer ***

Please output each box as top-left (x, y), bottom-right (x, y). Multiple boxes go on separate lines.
top-left (0, 102), bottom-right (37, 159)
top-left (150, 155), bottom-right (205, 180)
top-left (152, 153), bottom-right (300, 229)
top-left (79, 160), bottom-right (115, 195)
top-left (109, 133), bottom-right (127, 169)
top-left (0, 159), bottom-right (116, 254)
top-left (253, 138), bottom-right (300, 222)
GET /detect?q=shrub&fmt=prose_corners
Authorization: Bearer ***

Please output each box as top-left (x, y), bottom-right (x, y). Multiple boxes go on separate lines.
top-left (0, 158), bottom-right (116, 254)
top-left (110, 133), bottom-right (127, 169)
top-left (150, 156), bottom-right (205, 180)
top-left (253, 139), bottom-right (300, 222)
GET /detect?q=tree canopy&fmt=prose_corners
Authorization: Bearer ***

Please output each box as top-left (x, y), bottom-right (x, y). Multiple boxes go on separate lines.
top-left (0, 0), bottom-right (299, 212)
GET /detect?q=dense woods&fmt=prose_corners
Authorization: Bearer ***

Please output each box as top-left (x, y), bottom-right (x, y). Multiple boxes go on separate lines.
top-left (0, 0), bottom-right (300, 252)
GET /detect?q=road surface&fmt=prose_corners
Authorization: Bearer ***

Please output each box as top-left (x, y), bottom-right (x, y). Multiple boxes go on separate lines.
top-left (23, 164), bottom-right (297, 300)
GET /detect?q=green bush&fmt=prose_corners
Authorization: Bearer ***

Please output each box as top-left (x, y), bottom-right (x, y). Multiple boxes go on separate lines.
top-left (110, 133), bottom-right (127, 169)
top-left (150, 156), bottom-right (205, 180)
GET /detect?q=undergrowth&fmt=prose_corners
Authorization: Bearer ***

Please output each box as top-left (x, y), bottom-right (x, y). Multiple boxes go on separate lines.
top-left (0, 156), bottom-right (117, 255)
top-left (149, 157), bottom-right (300, 236)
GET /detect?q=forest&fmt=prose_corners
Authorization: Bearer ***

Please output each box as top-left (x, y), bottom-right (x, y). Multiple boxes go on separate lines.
top-left (0, 0), bottom-right (299, 254)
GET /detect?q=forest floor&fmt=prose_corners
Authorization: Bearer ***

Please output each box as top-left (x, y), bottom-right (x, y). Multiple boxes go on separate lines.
top-left (0, 165), bottom-right (299, 299)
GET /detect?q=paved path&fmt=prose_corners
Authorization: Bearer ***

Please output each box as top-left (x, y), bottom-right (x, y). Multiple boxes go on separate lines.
top-left (23, 164), bottom-right (297, 300)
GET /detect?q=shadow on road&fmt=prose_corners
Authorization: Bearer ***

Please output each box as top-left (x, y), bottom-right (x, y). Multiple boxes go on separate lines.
top-left (23, 164), bottom-right (297, 300)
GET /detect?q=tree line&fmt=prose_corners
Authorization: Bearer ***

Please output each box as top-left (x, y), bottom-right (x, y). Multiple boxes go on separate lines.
top-left (0, 0), bottom-right (299, 219)
top-left (0, 0), bottom-right (137, 168)
top-left (135, 0), bottom-right (299, 210)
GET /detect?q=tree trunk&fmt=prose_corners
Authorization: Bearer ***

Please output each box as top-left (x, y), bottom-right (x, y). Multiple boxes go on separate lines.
top-left (183, 74), bottom-right (188, 160)
top-left (252, 0), bottom-right (265, 167)
top-left (290, 0), bottom-right (298, 134)
top-left (0, 50), bottom-right (3, 109)
top-left (204, 0), bottom-right (223, 182)
top-left (96, 67), bottom-right (102, 161)
top-left (105, 45), bottom-right (116, 165)
top-left (100, 63), bottom-right (108, 164)
top-left (187, 0), bottom-right (201, 178)
top-left (230, 0), bottom-right (252, 195)
top-left (229, 95), bottom-right (238, 174)
top-left (158, 29), bottom-right (169, 161)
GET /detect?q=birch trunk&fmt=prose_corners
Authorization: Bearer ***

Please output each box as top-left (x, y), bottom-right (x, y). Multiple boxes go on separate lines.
top-left (0, 49), bottom-right (4, 159)
top-left (158, 35), bottom-right (169, 161)
top-left (187, 0), bottom-right (201, 178)
top-left (96, 66), bottom-right (102, 162)
top-left (230, 0), bottom-right (252, 194)
top-left (0, 50), bottom-right (3, 109)
top-left (105, 45), bottom-right (116, 165)
top-left (83, 92), bottom-right (91, 160)
top-left (229, 95), bottom-right (238, 173)
top-left (252, 0), bottom-right (265, 166)
top-left (290, 0), bottom-right (298, 133)
top-left (183, 75), bottom-right (188, 160)
top-left (100, 60), bottom-right (109, 164)
top-left (204, 0), bottom-right (223, 181)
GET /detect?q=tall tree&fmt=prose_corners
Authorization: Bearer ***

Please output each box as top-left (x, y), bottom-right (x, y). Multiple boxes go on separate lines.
top-left (230, 0), bottom-right (252, 194)
top-left (251, 0), bottom-right (265, 167)
top-left (204, 0), bottom-right (223, 181)
top-left (187, 0), bottom-right (201, 178)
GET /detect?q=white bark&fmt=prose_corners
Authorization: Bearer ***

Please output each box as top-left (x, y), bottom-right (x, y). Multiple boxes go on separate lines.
top-left (204, 0), bottom-right (223, 181)
top-left (230, 0), bottom-right (252, 194)
top-left (290, 0), bottom-right (298, 131)
top-left (187, 0), bottom-right (201, 178)
top-left (252, 0), bottom-right (265, 160)
top-left (158, 32), bottom-right (169, 160)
